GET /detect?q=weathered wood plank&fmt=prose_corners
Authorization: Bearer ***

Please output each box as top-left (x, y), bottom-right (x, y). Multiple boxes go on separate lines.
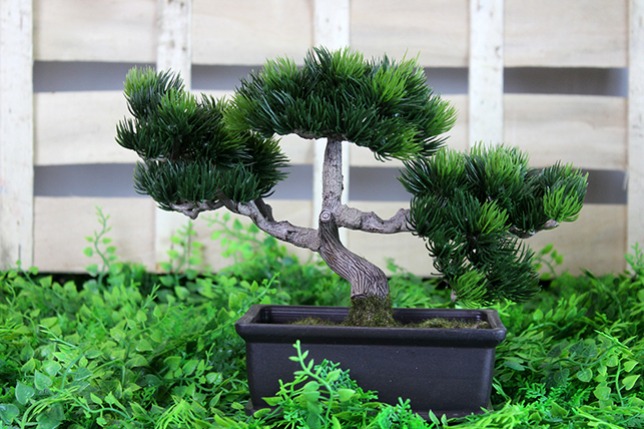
top-left (35, 92), bottom-right (136, 166)
top-left (505, 0), bottom-right (628, 67)
top-left (350, 0), bottom-right (469, 67)
top-left (192, 0), bottom-right (312, 65)
top-left (34, 197), bottom-right (156, 272)
top-left (526, 205), bottom-right (627, 276)
top-left (469, 0), bottom-right (504, 146)
top-left (34, 91), bottom-right (314, 166)
top-left (628, 0), bottom-right (644, 250)
top-left (34, 0), bottom-right (157, 62)
top-left (155, 0), bottom-right (193, 274)
top-left (157, 0), bottom-right (192, 85)
top-left (1, 0), bottom-right (34, 268)
top-left (504, 95), bottom-right (627, 170)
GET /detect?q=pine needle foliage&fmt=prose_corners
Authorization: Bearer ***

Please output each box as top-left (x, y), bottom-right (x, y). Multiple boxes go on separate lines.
top-left (401, 144), bottom-right (588, 303)
top-left (226, 47), bottom-right (457, 160)
top-left (116, 68), bottom-right (288, 211)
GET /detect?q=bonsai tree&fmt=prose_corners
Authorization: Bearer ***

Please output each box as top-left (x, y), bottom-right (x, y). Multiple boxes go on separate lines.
top-left (116, 47), bottom-right (587, 325)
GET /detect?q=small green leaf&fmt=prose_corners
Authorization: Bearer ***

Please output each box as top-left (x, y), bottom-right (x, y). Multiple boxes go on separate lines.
top-left (332, 416), bottom-right (342, 429)
top-left (593, 384), bottom-right (611, 401)
top-left (90, 393), bottom-right (103, 405)
top-left (576, 368), bottom-right (593, 383)
top-left (337, 388), bottom-right (355, 402)
top-left (42, 361), bottom-right (62, 377)
top-left (104, 392), bottom-right (120, 406)
top-left (263, 396), bottom-right (281, 406)
top-left (550, 402), bottom-right (568, 418)
top-left (604, 354), bottom-right (619, 368)
top-left (34, 371), bottom-right (53, 390)
top-left (135, 339), bottom-right (154, 352)
top-left (0, 403), bottom-right (20, 424)
top-left (36, 404), bottom-right (63, 429)
top-left (15, 382), bottom-right (35, 405)
top-left (622, 374), bottom-right (640, 391)
top-left (83, 247), bottom-right (94, 257)
top-left (623, 360), bottom-right (638, 372)
top-left (504, 357), bottom-right (525, 371)
top-left (533, 308), bottom-right (543, 322)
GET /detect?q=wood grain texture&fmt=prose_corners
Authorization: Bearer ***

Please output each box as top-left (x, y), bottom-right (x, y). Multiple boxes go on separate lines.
top-left (504, 94), bottom-right (627, 170)
top-left (526, 205), bottom-right (627, 275)
top-left (34, 0), bottom-right (157, 62)
top-left (469, 0), bottom-right (504, 146)
top-left (350, 0), bottom-right (468, 67)
top-left (34, 197), bottom-right (156, 272)
top-left (1, 0), bottom-right (34, 267)
top-left (628, 0), bottom-right (644, 250)
top-left (35, 92), bottom-right (137, 166)
top-left (192, 0), bottom-right (312, 65)
top-left (505, 0), bottom-right (628, 67)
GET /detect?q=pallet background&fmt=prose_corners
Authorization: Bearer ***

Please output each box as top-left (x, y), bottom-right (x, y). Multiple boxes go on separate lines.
top-left (1, 0), bottom-right (642, 278)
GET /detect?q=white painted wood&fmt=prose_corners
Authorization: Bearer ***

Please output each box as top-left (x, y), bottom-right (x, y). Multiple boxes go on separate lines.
top-left (155, 0), bottom-right (193, 267)
top-left (34, 0), bottom-right (157, 62)
top-left (505, 94), bottom-right (627, 170)
top-left (0, 0), bottom-right (34, 268)
top-left (505, 0), bottom-right (628, 67)
top-left (192, 0), bottom-right (312, 65)
top-left (157, 0), bottom-right (192, 85)
top-left (628, 0), bottom-right (644, 251)
top-left (468, 0), bottom-right (504, 147)
top-left (526, 205), bottom-right (627, 275)
top-left (350, 0), bottom-right (469, 67)
top-left (34, 197), bottom-right (157, 272)
top-left (35, 92), bottom-right (137, 165)
top-left (313, 0), bottom-right (350, 237)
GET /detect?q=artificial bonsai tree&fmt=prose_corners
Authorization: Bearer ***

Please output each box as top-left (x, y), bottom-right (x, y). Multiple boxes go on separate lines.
top-left (116, 47), bottom-right (587, 326)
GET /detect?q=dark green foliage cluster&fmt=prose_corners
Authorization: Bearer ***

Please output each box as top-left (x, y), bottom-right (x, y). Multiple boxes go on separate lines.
top-left (116, 68), bottom-right (288, 211)
top-left (227, 47), bottom-right (456, 160)
top-left (0, 216), bottom-right (642, 428)
top-left (401, 144), bottom-right (588, 304)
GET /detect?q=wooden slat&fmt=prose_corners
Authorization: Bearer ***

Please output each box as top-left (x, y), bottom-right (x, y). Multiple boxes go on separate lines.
top-left (35, 92), bottom-right (137, 166)
top-left (526, 205), bottom-right (627, 276)
top-left (505, 0), bottom-right (628, 67)
top-left (34, 0), bottom-right (157, 62)
top-left (1, 0), bottom-right (34, 268)
top-left (34, 197), bottom-right (156, 272)
top-left (192, 0), bottom-right (312, 65)
top-left (628, 0), bottom-right (644, 250)
top-left (349, 95), bottom-right (468, 167)
top-left (469, 0), bottom-right (504, 146)
top-left (155, 0), bottom-right (194, 277)
top-left (350, 0), bottom-right (468, 67)
top-left (157, 0), bottom-right (192, 85)
top-left (504, 95), bottom-right (627, 170)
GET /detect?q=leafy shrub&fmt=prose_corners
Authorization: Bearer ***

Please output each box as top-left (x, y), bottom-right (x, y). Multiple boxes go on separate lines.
top-left (0, 213), bottom-right (642, 428)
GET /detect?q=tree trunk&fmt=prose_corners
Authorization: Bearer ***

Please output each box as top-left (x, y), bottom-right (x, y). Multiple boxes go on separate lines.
top-left (317, 139), bottom-right (394, 326)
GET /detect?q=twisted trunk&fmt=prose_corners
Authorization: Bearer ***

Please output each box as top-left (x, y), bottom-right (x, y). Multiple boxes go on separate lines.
top-left (317, 140), bottom-right (393, 326)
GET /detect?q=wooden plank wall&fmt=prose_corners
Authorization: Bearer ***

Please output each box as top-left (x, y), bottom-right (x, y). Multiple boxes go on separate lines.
top-left (0, 0), bottom-right (640, 278)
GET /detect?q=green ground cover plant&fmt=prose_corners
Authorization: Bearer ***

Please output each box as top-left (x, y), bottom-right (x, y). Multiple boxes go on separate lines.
top-left (0, 214), bottom-right (642, 428)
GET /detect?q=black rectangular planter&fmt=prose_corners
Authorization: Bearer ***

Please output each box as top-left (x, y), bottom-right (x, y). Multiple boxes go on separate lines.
top-left (235, 305), bottom-right (507, 418)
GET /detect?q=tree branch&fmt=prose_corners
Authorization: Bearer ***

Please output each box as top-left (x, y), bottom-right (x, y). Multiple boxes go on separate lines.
top-left (336, 206), bottom-right (413, 234)
top-left (170, 201), bottom-right (224, 219)
top-left (234, 200), bottom-right (320, 251)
